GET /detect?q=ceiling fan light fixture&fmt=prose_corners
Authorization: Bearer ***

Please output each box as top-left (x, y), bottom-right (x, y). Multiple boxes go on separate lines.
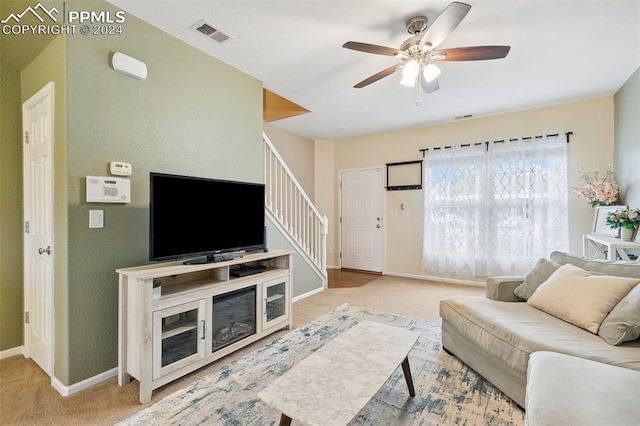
top-left (400, 59), bottom-right (419, 87)
top-left (341, 1), bottom-right (511, 103)
top-left (422, 63), bottom-right (441, 83)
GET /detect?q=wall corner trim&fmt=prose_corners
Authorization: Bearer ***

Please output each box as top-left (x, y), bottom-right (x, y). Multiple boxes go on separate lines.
top-left (51, 367), bottom-right (118, 397)
top-left (292, 286), bottom-right (324, 303)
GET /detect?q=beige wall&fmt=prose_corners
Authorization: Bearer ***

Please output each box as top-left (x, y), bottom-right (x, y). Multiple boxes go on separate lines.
top-left (314, 140), bottom-right (337, 267)
top-left (317, 97), bottom-right (615, 280)
top-left (264, 123), bottom-right (315, 199)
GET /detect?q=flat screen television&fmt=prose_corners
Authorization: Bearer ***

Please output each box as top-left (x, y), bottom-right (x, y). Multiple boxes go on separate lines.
top-left (150, 172), bottom-right (266, 262)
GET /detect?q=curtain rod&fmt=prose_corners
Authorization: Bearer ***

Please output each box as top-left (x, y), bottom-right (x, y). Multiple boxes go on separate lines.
top-left (419, 131), bottom-right (573, 157)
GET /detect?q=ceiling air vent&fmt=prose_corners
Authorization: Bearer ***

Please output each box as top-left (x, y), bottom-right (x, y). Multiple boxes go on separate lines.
top-left (191, 19), bottom-right (231, 44)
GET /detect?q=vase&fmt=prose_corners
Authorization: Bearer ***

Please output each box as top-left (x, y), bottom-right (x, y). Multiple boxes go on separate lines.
top-left (620, 226), bottom-right (635, 242)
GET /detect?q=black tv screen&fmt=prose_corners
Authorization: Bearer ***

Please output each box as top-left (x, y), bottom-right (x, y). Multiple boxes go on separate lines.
top-left (150, 172), bottom-right (265, 261)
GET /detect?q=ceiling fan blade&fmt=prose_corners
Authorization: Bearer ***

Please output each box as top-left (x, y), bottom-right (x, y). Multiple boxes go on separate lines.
top-left (421, 77), bottom-right (440, 94)
top-left (354, 64), bottom-right (403, 88)
top-left (419, 2), bottom-right (471, 51)
top-left (343, 41), bottom-right (405, 57)
top-left (430, 46), bottom-right (511, 61)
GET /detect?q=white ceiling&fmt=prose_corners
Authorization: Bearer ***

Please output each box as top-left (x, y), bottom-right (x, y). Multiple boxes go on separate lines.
top-left (108, 1), bottom-right (640, 140)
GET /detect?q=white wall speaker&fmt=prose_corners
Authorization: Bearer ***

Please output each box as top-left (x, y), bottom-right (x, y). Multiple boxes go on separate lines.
top-left (111, 52), bottom-right (147, 80)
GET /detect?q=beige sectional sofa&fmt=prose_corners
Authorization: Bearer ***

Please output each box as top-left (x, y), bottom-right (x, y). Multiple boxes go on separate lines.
top-left (439, 251), bottom-right (640, 408)
top-left (526, 351), bottom-right (640, 426)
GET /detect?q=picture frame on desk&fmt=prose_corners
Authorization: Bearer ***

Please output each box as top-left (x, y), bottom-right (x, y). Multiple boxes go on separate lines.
top-left (592, 205), bottom-right (627, 236)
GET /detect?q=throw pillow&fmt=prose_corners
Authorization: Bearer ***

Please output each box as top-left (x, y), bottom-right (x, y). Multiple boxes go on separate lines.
top-left (598, 283), bottom-right (640, 345)
top-left (527, 264), bottom-right (639, 334)
top-left (514, 258), bottom-right (561, 300)
top-left (550, 251), bottom-right (640, 279)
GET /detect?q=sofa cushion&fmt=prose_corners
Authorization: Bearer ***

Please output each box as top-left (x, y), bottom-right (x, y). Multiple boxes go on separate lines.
top-left (513, 258), bottom-right (561, 300)
top-left (527, 264), bottom-right (639, 333)
top-left (526, 351), bottom-right (640, 426)
top-left (599, 283), bottom-right (640, 345)
top-left (439, 297), bottom-right (640, 378)
top-left (550, 251), bottom-right (640, 279)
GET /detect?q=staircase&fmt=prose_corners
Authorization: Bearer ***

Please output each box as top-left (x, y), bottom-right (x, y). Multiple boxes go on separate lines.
top-left (263, 132), bottom-right (328, 286)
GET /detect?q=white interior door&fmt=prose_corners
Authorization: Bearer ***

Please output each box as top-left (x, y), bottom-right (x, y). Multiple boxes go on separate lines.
top-left (23, 82), bottom-right (55, 376)
top-left (340, 168), bottom-right (383, 272)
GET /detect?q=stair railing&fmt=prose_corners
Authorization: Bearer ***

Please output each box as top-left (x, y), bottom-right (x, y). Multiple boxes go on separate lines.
top-left (263, 132), bottom-right (328, 277)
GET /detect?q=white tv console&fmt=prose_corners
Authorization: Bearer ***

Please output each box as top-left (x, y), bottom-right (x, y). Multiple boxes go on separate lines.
top-left (117, 249), bottom-right (293, 403)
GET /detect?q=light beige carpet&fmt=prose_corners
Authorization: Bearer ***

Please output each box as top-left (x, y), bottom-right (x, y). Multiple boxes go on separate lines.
top-left (0, 276), bottom-right (486, 425)
top-left (121, 303), bottom-right (524, 425)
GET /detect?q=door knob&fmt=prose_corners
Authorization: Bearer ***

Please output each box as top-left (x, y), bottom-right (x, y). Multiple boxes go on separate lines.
top-left (39, 246), bottom-right (51, 255)
top-left (376, 224), bottom-right (381, 229)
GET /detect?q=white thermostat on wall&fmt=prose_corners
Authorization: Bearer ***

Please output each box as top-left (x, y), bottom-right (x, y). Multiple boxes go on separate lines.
top-left (86, 176), bottom-right (131, 203)
top-left (109, 161), bottom-right (132, 176)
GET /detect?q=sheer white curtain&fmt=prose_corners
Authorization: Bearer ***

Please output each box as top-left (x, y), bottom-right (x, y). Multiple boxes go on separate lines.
top-left (423, 136), bottom-right (569, 279)
top-left (423, 144), bottom-right (487, 277)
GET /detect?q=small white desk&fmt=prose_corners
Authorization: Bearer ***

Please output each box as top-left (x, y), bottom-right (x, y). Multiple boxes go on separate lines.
top-left (582, 234), bottom-right (640, 262)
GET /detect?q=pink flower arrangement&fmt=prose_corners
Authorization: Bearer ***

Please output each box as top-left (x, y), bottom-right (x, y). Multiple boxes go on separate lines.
top-left (606, 208), bottom-right (640, 230)
top-left (572, 165), bottom-right (619, 207)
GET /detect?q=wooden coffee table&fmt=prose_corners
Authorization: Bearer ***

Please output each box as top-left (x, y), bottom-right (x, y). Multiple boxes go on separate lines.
top-left (258, 320), bottom-right (419, 426)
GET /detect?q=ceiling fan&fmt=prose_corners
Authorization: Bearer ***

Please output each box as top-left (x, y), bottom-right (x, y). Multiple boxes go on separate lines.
top-left (342, 2), bottom-right (511, 105)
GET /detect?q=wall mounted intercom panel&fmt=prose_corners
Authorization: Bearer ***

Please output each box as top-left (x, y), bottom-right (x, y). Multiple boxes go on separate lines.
top-left (86, 176), bottom-right (131, 203)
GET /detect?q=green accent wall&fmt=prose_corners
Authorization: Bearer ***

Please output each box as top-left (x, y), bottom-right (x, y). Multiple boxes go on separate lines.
top-left (614, 67), bottom-right (640, 207)
top-left (0, 55), bottom-right (24, 350)
top-left (0, 0), bottom-right (59, 70)
top-left (7, 0), bottom-right (263, 385)
top-left (0, 0), bottom-right (321, 387)
top-left (60, 1), bottom-right (263, 385)
top-left (266, 219), bottom-right (324, 298)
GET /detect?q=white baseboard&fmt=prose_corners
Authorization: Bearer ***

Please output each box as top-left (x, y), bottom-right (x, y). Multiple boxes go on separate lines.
top-left (21, 269), bottom-right (479, 399)
top-left (41, 286), bottom-right (325, 398)
top-left (51, 367), bottom-right (118, 397)
top-left (0, 346), bottom-right (23, 360)
top-left (292, 286), bottom-right (324, 302)
top-left (0, 346), bottom-right (118, 397)
top-left (384, 271), bottom-right (484, 287)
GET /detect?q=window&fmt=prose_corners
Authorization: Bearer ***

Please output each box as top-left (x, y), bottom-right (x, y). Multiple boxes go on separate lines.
top-left (423, 136), bottom-right (568, 279)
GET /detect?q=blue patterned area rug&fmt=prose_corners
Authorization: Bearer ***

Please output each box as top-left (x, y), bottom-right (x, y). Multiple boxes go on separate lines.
top-left (120, 304), bottom-right (524, 425)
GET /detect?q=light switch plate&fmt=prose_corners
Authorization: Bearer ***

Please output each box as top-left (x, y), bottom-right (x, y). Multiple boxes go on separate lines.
top-left (90, 210), bottom-right (104, 228)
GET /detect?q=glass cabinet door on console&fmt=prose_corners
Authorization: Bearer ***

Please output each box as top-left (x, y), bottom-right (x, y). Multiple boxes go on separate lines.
top-left (152, 299), bottom-right (206, 380)
top-left (262, 277), bottom-right (289, 330)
